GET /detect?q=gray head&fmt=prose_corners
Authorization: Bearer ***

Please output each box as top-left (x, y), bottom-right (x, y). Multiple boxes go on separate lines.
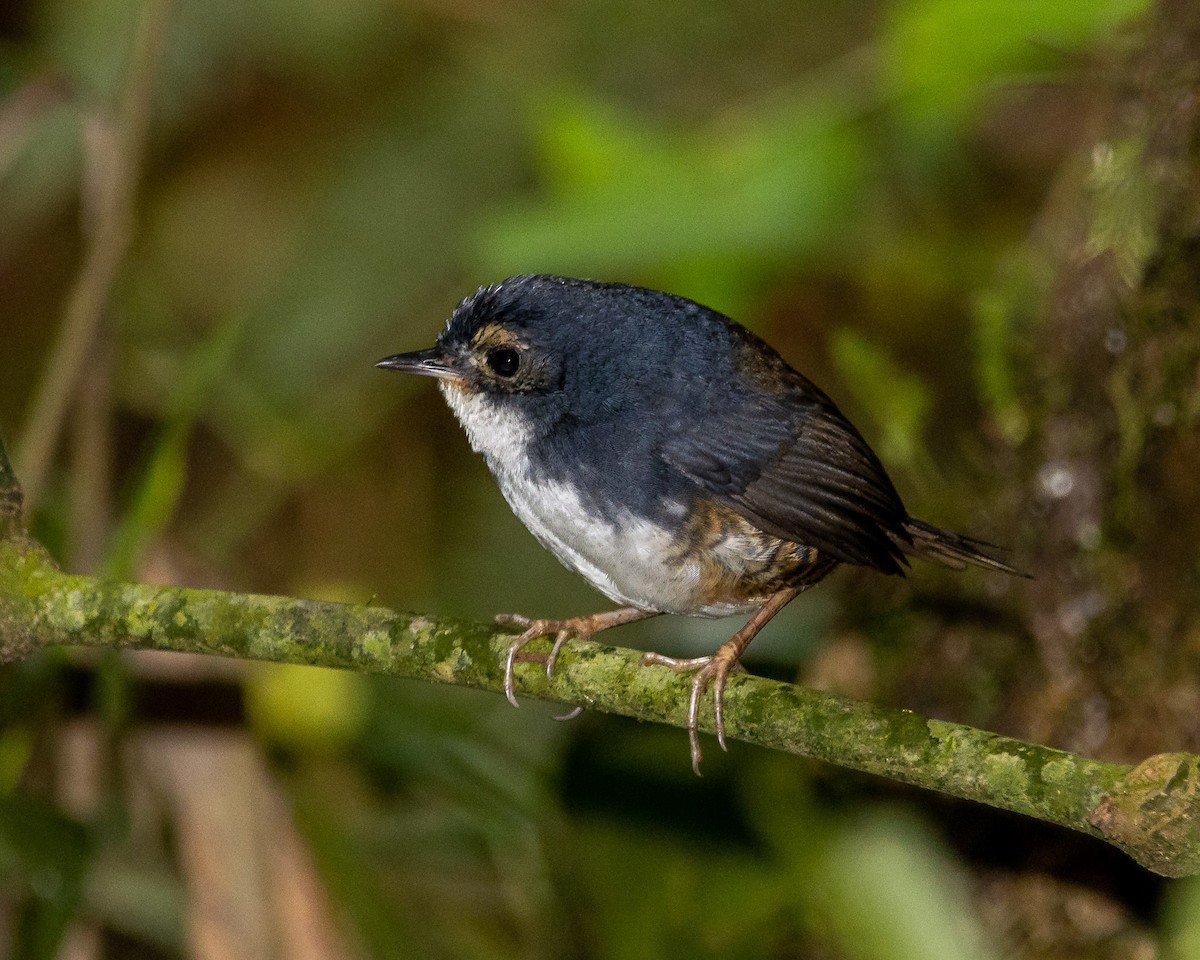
top-left (376, 275), bottom-right (735, 452)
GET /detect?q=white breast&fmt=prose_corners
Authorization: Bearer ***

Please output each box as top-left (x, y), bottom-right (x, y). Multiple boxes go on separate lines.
top-left (499, 472), bottom-right (759, 616)
top-left (440, 382), bottom-right (754, 617)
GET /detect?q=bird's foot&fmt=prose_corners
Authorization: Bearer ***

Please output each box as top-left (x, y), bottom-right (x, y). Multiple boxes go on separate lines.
top-left (641, 645), bottom-right (745, 776)
top-left (495, 606), bottom-right (658, 711)
top-left (494, 613), bottom-right (586, 709)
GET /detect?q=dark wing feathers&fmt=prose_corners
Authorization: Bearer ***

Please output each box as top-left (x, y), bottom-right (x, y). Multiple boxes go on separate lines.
top-left (655, 316), bottom-right (1026, 578)
top-left (730, 413), bottom-right (912, 573)
top-left (660, 384), bottom-right (914, 575)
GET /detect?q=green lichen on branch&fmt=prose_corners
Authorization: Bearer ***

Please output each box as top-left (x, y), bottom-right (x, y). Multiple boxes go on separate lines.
top-left (1089, 752), bottom-right (1200, 878)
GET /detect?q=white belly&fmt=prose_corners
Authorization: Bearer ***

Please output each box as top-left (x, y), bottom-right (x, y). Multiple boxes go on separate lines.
top-left (505, 476), bottom-right (674, 609)
top-left (498, 471), bottom-right (746, 616)
top-left (440, 381), bottom-right (759, 617)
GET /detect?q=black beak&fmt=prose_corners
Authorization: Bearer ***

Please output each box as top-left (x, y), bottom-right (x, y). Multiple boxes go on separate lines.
top-left (376, 346), bottom-right (463, 381)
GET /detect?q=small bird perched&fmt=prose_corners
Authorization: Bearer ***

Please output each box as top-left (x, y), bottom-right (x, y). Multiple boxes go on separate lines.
top-left (378, 275), bottom-right (1019, 773)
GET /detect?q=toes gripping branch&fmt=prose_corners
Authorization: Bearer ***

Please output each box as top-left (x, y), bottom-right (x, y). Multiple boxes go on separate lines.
top-left (499, 588), bottom-right (800, 775)
top-left (497, 606), bottom-right (658, 709)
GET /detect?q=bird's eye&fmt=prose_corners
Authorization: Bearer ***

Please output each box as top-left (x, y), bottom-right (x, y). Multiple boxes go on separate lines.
top-left (485, 347), bottom-right (521, 378)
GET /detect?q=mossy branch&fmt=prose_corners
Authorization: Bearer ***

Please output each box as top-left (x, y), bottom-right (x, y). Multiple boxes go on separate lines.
top-left (0, 439), bottom-right (1197, 878)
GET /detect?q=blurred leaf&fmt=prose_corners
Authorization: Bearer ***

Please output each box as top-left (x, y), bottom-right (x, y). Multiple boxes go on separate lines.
top-left (0, 75), bottom-right (72, 185)
top-left (282, 679), bottom-right (571, 958)
top-left (0, 726), bottom-right (33, 794)
top-left (83, 854), bottom-right (186, 954)
top-left (740, 758), bottom-right (997, 960)
top-left (1086, 136), bottom-right (1157, 289)
top-left (0, 100), bottom-right (80, 251)
top-left (0, 792), bottom-right (91, 960)
top-left (103, 312), bottom-right (245, 580)
top-left (290, 760), bottom-right (500, 960)
top-left (246, 663), bottom-right (370, 753)
top-left (1166, 877), bottom-right (1200, 959)
top-left (971, 256), bottom-right (1042, 443)
top-left (35, 0), bottom-right (144, 97)
top-left (829, 327), bottom-right (932, 471)
top-left (882, 0), bottom-right (1149, 129)
top-left (357, 678), bottom-right (560, 817)
top-left (818, 808), bottom-right (996, 960)
top-left (566, 818), bottom-right (795, 960)
top-left (477, 79), bottom-right (875, 301)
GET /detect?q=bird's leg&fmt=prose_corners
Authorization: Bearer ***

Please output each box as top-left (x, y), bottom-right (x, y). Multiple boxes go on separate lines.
top-left (496, 606), bottom-right (660, 708)
top-left (642, 586), bottom-right (802, 775)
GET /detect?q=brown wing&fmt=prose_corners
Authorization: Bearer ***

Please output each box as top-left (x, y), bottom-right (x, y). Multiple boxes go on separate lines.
top-left (660, 370), bottom-right (913, 576)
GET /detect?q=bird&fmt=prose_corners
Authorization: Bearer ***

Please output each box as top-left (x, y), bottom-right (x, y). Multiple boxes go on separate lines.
top-left (377, 274), bottom-right (1021, 773)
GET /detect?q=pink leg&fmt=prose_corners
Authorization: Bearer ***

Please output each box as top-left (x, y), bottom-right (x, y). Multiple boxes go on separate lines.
top-left (642, 586), bottom-right (802, 775)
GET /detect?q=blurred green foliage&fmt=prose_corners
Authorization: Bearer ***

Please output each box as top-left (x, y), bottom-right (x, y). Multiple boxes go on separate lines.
top-left (880, 0), bottom-right (1146, 127)
top-left (829, 327), bottom-right (932, 473)
top-left (0, 792), bottom-right (92, 960)
top-left (0, 0), bottom-right (1177, 956)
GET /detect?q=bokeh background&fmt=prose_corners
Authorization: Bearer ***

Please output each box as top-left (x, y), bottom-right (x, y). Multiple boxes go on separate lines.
top-left (3, 0), bottom-right (1200, 956)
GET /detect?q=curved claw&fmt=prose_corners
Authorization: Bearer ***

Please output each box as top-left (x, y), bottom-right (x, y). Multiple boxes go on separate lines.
top-left (500, 620), bottom-right (583, 710)
top-left (553, 705), bottom-right (585, 722)
top-left (498, 606), bottom-right (654, 713)
top-left (545, 630), bottom-right (572, 680)
top-left (503, 634), bottom-right (531, 708)
top-left (713, 668), bottom-right (731, 753)
top-left (647, 589), bottom-right (798, 774)
top-left (644, 653), bottom-right (742, 774)
top-left (687, 670), bottom-right (707, 776)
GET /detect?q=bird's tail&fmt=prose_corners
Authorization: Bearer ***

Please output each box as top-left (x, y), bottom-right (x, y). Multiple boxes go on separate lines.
top-left (897, 518), bottom-right (1028, 577)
